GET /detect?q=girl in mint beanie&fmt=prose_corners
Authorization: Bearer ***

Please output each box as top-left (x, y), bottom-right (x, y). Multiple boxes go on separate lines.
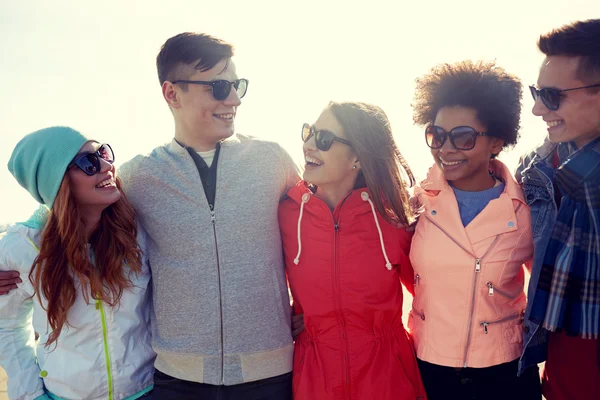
top-left (8, 126), bottom-right (91, 209)
top-left (0, 126), bottom-right (155, 400)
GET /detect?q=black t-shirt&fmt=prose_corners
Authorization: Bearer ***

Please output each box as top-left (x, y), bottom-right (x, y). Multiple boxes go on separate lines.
top-left (183, 142), bottom-right (221, 211)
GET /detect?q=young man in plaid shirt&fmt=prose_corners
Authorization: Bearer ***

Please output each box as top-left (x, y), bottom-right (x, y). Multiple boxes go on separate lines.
top-left (517, 19), bottom-right (600, 400)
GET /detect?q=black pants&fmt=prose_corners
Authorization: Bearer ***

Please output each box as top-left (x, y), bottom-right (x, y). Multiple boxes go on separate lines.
top-left (417, 358), bottom-right (541, 400)
top-left (147, 369), bottom-right (292, 400)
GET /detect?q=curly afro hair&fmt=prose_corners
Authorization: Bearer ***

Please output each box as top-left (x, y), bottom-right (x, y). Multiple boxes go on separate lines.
top-left (412, 60), bottom-right (523, 154)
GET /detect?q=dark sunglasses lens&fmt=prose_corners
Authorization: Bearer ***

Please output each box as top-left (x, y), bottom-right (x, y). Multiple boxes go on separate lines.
top-left (234, 79), bottom-right (248, 99)
top-left (98, 144), bottom-right (115, 163)
top-left (451, 127), bottom-right (477, 150)
top-left (529, 86), bottom-right (538, 101)
top-left (212, 81), bottom-right (232, 100)
top-left (76, 155), bottom-right (99, 176)
top-left (315, 131), bottom-right (334, 151)
top-left (425, 126), bottom-right (445, 149)
top-left (301, 123), bottom-right (313, 142)
top-left (541, 88), bottom-right (560, 110)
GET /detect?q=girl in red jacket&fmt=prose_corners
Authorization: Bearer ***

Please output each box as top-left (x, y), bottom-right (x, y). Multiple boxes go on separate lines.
top-left (279, 101), bottom-right (426, 400)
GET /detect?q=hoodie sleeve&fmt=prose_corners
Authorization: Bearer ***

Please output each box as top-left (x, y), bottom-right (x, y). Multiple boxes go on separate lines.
top-left (0, 232), bottom-right (46, 400)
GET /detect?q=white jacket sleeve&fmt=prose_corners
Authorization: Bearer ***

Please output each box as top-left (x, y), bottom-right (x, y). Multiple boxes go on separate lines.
top-left (0, 232), bottom-right (46, 400)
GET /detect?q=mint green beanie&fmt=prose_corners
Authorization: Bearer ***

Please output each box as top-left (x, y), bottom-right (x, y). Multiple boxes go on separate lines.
top-left (8, 126), bottom-right (91, 208)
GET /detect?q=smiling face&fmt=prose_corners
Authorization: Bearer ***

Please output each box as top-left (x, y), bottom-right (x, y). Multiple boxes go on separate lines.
top-left (532, 55), bottom-right (600, 148)
top-left (431, 106), bottom-right (504, 191)
top-left (164, 58), bottom-right (243, 150)
top-left (67, 141), bottom-right (121, 215)
top-left (302, 108), bottom-right (359, 191)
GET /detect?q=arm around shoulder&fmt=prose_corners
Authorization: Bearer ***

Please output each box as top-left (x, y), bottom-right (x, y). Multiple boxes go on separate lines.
top-left (514, 151), bottom-right (536, 185)
top-left (277, 144), bottom-right (301, 196)
top-left (398, 228), bottom-right (416, 296)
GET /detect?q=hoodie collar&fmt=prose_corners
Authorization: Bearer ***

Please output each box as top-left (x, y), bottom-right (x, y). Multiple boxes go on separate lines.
top-left (286, 181), bottom-right (374, 216)
top-left (287, 181), bottom-right (394, 270)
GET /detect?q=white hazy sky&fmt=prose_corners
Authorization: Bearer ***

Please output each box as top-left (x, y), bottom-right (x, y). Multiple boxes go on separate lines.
top-left (0, 0), bottom-right (598, 224)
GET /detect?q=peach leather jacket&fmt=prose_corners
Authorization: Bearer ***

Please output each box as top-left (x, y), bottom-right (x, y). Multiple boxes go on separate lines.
top-left (408, 159), bottom-right (533, 368)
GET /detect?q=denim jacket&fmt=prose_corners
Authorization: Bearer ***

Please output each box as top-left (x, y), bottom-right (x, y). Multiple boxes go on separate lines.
top-left (515, 138), bottom-right (576, 375)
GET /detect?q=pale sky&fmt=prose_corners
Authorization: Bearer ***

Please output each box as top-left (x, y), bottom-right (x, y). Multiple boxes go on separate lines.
top-left (0, 0), bottom-right (598, 224)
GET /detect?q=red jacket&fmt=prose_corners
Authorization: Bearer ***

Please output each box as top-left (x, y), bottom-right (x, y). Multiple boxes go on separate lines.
top-left (279, 182), bottom-right (426, 400)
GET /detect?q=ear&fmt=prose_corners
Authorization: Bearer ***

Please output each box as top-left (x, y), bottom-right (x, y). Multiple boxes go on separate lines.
top-left (490, 137), bottom-right (504, 157)
top-left (162, 81), bottom-right (181, 109)
top-left (352, 158), bottom-right (361, 171)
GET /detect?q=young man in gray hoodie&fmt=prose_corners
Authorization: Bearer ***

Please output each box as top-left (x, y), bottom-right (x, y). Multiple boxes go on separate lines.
top-left (117, 33), bottom-right (300, 399)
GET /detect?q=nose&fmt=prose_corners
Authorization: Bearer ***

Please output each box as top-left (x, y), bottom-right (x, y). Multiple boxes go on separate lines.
top-left (438, 134), bottom-right (457, 154)
top-left (223, 85), bottom-right (242, 106)
top-left (99, 157), bottom-right (113, 174)
top-left (532, 95), bottom-right (549, 117)
top-left (303, 134), bottom-right (317, 153)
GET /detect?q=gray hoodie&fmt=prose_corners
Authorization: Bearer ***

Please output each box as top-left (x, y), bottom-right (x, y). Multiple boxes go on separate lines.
top-left (119, 135), bottom-right (300, 385)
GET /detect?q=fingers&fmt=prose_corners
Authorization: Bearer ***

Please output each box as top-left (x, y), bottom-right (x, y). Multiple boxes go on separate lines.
top-left (0, 271), bottom-right (20, 279)
top-left (292, 327), bottom-right (304, 339)
top-left (292, 313), bottom-right (304, 328)
top-left (0, 277), bottom-right (22, 288)
top-left (291, 313), bottom-right (305, 339)
top-left (0, 274), bottom-right (22, 295)
top-left (292, 314), bottom-right (303, 321)
top-left (0, 284), bottom-right (18, 295)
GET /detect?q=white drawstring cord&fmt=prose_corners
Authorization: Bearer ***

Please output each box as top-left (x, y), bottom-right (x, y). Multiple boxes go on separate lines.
top-left (294, 193), bottom-right (311, 265)
top-left (361, 192), bottom-right (393, 270)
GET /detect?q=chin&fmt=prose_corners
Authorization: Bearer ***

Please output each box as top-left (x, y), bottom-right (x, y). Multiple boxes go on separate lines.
top-left (216, 128), bottom-right (235, 140)
top-left (302, 171), bottom-right (318, 185)
top-left (547, 133), bottom-right (564, 143)
top-left (104, 192), bottom-right (122, 207)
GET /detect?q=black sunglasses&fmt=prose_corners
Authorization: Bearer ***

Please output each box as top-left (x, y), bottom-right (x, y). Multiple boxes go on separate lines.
top-left (301, 123), bottom-right (352, 151)
top-left (69, 144), bottom-right (115, 176)
top-left (171, 78), bottom-right (249, 101)
top-left (425, 125), bottom-right (488, 151)
top-left (529, 83), bottom-right (600, 111)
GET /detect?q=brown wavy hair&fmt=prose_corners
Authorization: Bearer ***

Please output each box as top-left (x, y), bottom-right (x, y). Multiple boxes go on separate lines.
top-left (328, 101), bottom-right (416, 226)
top-left (29, 175), bottom-right (142, 348)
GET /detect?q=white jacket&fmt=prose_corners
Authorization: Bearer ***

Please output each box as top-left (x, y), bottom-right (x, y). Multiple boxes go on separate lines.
top-left (0, 223), bottom-right (155, 400)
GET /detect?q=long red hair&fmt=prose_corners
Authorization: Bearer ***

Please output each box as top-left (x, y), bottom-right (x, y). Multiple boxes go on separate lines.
top-left (29, 175), bottom-right (142, 347)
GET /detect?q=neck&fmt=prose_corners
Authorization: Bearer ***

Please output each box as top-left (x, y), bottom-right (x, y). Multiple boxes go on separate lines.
top-left (451, 170), bottom-right (496, 192)
top-left (80, 209), bottom-right (103, 239)
top-left (573, 130), bottom-right (600, 150)
top-left (174, 124), bottom-right (219, 152)
top-left (315, 181), bottom-right (355, 210)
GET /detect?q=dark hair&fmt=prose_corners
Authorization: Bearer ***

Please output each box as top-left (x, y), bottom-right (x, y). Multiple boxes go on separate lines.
top-left (412, 60), bottom-right (523, 155)
top-left (328, 101), bottom-right (416, 226)
top-left (156, 32), bottom-right (234, 86)
top-left (538, 19), bottom-right (600, 86)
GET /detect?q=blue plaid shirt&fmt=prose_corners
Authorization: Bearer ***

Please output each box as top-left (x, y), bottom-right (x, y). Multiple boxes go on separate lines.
top-left (515, 138), bottom-right (577, 375)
